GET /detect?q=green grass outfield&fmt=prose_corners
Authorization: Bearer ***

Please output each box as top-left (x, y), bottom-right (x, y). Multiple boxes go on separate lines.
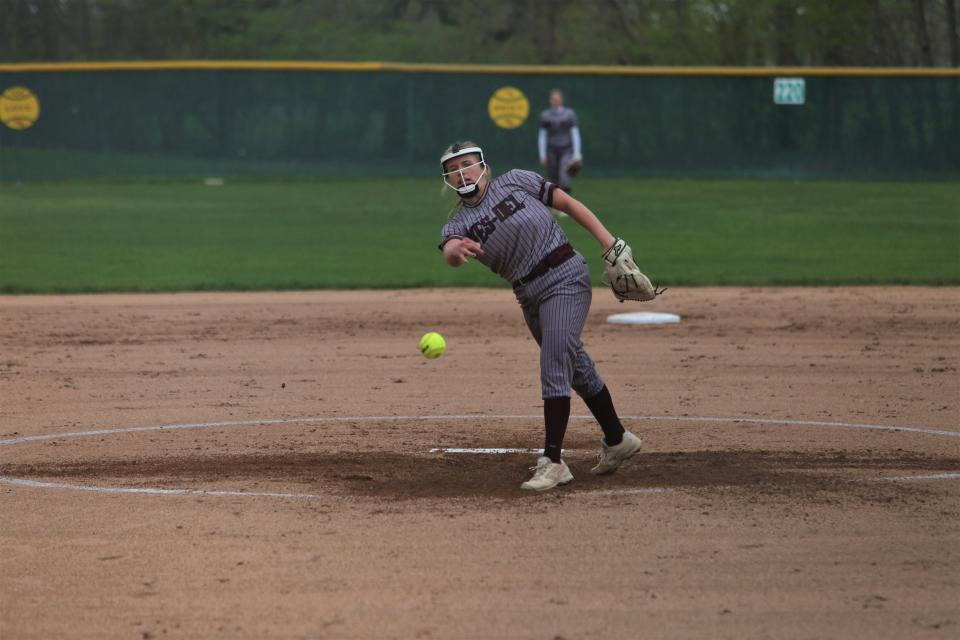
top-left (0, 177), bottom-right (957, 293)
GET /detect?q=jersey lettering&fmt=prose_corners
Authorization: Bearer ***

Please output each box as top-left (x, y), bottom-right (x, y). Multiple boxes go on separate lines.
top-left (467, 217), bottom-right (497, 243)
top-left (492, 194), bottom-right (525, 222)
top-left (467, 193), bottom-right (526, 242)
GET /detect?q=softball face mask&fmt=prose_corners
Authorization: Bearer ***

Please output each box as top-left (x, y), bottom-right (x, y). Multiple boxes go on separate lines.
top-left (441, 145), bottom-right (487, 198)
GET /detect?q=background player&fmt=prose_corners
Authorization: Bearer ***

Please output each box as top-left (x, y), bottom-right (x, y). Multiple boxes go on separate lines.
top-left (438, 141), bottom-right (641, 491)
top-left (538, 89), bottom-right (582, 194)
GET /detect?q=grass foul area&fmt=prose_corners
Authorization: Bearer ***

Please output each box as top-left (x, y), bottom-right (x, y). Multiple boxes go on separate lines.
top-left (1, 177), bottom-right (956, 293)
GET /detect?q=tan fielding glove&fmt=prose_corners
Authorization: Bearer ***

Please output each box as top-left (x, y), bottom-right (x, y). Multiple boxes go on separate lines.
top-left (601, 237), bottom-right (664, 303)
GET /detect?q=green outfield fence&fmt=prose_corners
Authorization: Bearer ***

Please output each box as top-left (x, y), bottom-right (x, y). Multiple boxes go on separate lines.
top-left (0, 61), bottom-right (958, 181)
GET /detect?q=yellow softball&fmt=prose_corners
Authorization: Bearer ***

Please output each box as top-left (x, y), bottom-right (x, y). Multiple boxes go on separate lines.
top-left (418, 332), bottom-right (446, 359)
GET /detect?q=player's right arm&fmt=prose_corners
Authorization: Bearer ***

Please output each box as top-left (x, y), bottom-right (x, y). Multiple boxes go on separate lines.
top-left (441, 237), bottom-right (484, 267)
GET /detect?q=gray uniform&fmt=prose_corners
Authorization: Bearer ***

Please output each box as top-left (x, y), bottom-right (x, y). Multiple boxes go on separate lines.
top-left (439, 169), bottom-right (605, 400)
top-left (540, 106), bottom-right (580, 192)
top-left (541, 106), bottom-right (578, 149)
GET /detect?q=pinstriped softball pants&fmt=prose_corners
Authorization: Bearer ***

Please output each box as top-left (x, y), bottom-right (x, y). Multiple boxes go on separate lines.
top-left (516, 256), bottom-right (606, 400)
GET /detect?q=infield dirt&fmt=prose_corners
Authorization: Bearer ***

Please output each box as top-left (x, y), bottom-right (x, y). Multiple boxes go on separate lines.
top-left (1, 287), bottom-right (958, 639)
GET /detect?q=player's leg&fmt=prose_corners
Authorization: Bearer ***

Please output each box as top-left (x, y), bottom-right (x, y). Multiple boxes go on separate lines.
top-left (546, 147), bottom-right (562, 185)
top-left (549, 270), bottom-right (625, 443)
top-left (562, 285), bottom-right (642, 474)
top-left (557, 148), bottom-right (574, 194)
top-left (518, 287), bottom-right (587, 491)
top-left (573, 356), bottom-right (642, 474)
top-left (572, 356), bottom-right (625, 443)
top-left (534, 284), bottom-right (592, 458)
top-left (520, 301), bottom-right (570, 464)
top-left (581, 385), bottom-right (624, 444)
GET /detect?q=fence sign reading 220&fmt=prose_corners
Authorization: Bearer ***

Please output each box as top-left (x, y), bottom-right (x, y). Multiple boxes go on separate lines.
top-left (774, 78), bottom-right (805, 106)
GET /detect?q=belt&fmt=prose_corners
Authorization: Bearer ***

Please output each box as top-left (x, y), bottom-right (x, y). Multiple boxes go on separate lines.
top-left (512, 243), bottom-right (575, 288)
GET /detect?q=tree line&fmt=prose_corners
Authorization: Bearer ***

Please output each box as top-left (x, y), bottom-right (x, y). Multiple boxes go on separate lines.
top-left (2, 0), bottom-right (958, 67)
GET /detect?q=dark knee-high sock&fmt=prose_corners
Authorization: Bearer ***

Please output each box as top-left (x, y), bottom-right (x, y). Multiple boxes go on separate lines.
top-left (543, 396), bottom-right (571, 463)
top-left (584, 385), bottom-right (625, 446)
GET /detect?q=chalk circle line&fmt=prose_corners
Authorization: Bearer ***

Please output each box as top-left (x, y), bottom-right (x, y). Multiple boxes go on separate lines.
top-left (0, 414), bottom-right (956, 499)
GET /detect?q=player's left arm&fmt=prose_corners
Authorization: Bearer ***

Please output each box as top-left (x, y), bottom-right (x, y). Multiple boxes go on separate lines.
top-left (551, 189), bottom-right (615, 252)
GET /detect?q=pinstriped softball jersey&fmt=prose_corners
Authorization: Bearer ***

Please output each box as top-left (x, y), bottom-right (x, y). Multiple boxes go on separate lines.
top-left (439, 169), bottom-right (605, 400)
top-left (440, 169), bottom-right (566, 284)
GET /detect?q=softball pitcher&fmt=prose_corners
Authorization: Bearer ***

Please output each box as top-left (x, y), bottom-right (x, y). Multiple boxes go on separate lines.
top-left (437, 141), bottom-right (645, 491)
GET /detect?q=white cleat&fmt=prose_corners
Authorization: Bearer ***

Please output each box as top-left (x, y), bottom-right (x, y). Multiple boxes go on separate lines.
top-left (590, 430), bottom-right (642, 475)
top-left (521, 456), bottom-right (574, 491)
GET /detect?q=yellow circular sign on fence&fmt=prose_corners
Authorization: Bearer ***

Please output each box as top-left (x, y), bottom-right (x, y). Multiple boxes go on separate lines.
top-left (0, 86), bottom-right (40, 130)
top-left (488, 86), bottom-right (529, 129)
